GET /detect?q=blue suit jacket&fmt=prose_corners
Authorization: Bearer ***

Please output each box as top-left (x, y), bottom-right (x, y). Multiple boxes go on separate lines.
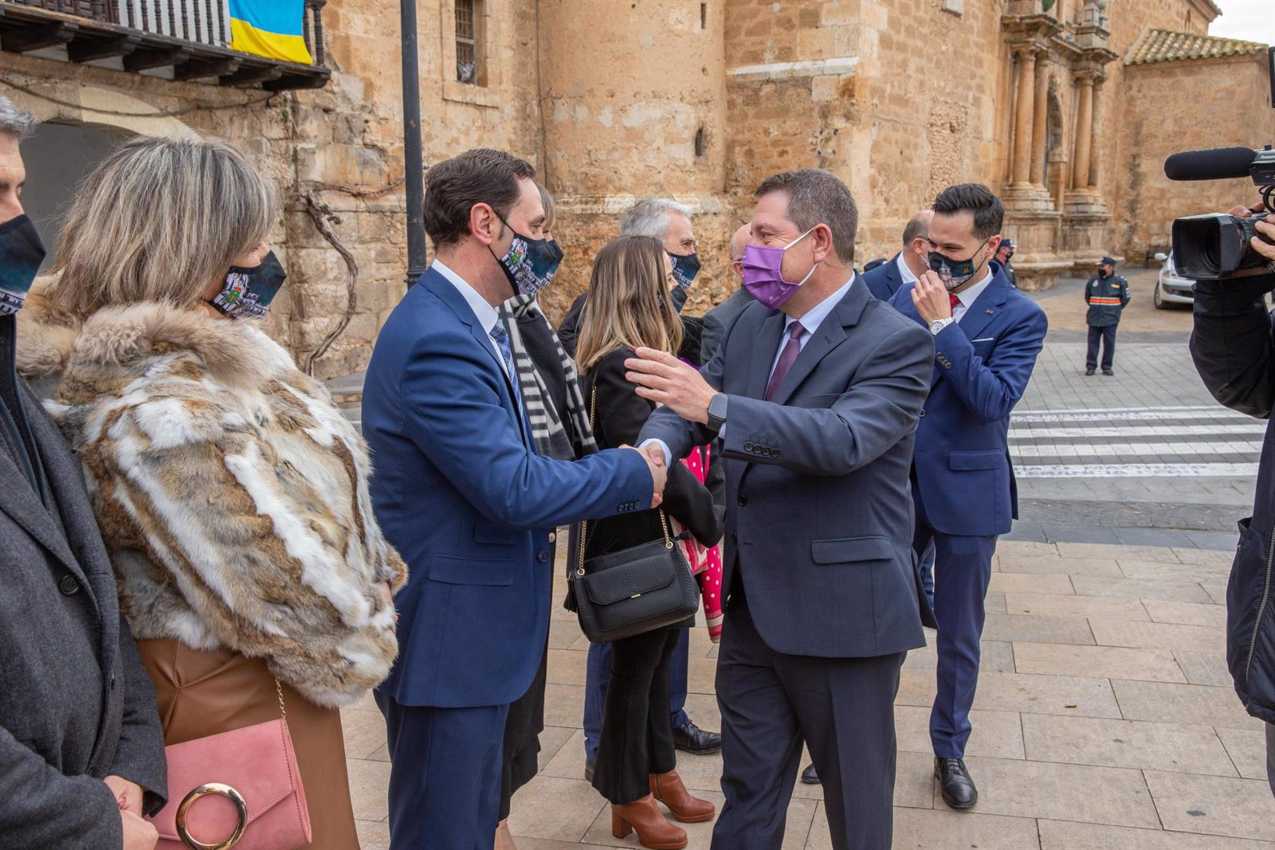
top-left (861, 253), bottom-right (904, 302)
top-left (362, 267), bottom-right (652, 707)
top-left (890, 268), bottom-right (1047, 537)
top-left (640, 281), bottom-right (934, 659)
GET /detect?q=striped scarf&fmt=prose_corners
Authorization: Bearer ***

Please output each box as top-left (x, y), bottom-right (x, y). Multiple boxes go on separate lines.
top-left (499, 294), bottom-right (597, 461)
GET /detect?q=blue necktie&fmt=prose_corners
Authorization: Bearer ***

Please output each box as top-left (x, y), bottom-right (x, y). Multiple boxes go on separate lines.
top-left (489, 325), bottom-right (524, 413)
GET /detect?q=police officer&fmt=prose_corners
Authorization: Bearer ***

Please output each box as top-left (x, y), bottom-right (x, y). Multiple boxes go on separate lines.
top-left (1085, 256), bottom-right (1130, 376)
top-left (996, 238), bottom-right (1018, 287)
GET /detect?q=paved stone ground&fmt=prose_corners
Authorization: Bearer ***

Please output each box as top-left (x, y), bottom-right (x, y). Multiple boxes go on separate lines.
top-left (340, 540), bottom-right (1275, 850)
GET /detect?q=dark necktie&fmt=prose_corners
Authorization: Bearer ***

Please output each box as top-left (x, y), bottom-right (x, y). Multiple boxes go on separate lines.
top-left (489, 325), bottom-right (524, 413)
top-left (765, 322), bottom-right (806, 402)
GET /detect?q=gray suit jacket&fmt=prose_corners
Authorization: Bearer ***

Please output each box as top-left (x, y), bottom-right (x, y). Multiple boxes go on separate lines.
top-left (699, 288), bottom-right (754, 365)
top-left (640, 280), bottom-right (934, 659)
top-left (0, 378), bottom-right (167, 849)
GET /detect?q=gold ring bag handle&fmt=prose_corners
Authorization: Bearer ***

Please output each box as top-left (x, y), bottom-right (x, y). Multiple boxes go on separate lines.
top-left (154, 673), bottom-right (312, 850)
top-left (175, 784), bottom-right (248, 850)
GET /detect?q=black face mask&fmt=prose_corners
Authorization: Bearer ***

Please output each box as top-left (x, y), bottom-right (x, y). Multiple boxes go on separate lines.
top-left (491, 213), bottom-right (565, 298)
top-left (927, 239), bottom-right (991, 290)
top-left (209, 251), bottom-right (287, 319)
top-left (0, 215), bottom-right (46, 316)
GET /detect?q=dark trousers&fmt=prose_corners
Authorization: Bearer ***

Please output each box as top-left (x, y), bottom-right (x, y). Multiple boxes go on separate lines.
top-left (592, 626), bottom-right (682, 804)
top-left (1086, 324), bottom-right (1117, 371)
top-left (584, 627), bottom-right (690, 760)
top-left (376, 693), bottom-right (509, 850)
top-left (711, 600), bottom-right (904, 850)
top-left (912, 511), bottom-right (997, 759)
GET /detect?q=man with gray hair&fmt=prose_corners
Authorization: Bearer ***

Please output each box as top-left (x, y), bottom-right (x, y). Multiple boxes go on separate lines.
top-left (0, 95), bottom-right (166, 850)
top-left (558, 197), bottom-right (701, 353)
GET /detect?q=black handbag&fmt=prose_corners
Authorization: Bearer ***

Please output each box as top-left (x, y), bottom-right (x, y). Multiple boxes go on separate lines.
top-left (569, 384), bottom-right (700, 643)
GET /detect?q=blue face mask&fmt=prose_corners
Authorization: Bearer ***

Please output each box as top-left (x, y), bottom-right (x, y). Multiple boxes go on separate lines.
top-left (0, 215), bottom-right (46, 316)
top-left (493, 214), bottom-right (564, 298)
top-left (210, 250), bottom-right (287, 319)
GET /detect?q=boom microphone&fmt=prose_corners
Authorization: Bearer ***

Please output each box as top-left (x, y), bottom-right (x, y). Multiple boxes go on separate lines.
top-left (1164, 147), bottom-right (1258, 181)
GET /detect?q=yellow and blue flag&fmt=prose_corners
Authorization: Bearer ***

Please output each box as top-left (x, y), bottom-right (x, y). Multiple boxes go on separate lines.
top-left (229, 0), bottom-right (313, 65)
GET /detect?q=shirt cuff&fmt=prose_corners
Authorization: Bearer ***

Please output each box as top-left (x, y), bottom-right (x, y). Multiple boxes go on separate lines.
top-left (639, 438), bottom-right (672, 468)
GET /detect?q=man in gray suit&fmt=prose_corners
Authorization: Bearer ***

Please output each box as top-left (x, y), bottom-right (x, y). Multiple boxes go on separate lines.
top-left (699, 223), bottom-right (754, 364)
top-left (0, 96), bottom-right (166, 850)
top-left (628, 169), bottom-right (934, 850)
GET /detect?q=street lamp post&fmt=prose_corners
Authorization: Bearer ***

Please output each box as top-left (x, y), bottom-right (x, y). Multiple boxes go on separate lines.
top-left (401, 0), bottom-right (427, 288)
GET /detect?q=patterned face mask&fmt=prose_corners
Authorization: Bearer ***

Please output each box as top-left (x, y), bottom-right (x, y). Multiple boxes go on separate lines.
top-left (209, 250), bottom-right (287, 319)
top-left (669, 251), bottom-right (701, 291)
top-left (0, 215), bottom-right (46, 316)
top-left (927, 239), bottom-right (991, 290)
top-left (492, 214), bottom-right (565, 298)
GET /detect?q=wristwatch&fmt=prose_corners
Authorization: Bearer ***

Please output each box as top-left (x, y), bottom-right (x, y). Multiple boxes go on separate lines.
top-left (929, 317), bottom-right (955, 335)
top-left (707, 393), bottom-right (729, 432)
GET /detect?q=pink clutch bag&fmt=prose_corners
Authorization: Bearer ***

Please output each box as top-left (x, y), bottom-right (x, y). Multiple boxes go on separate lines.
top-left (151, 682), bottom-right (311, 850)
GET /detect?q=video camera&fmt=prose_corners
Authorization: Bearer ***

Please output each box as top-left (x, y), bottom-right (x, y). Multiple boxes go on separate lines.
top-left (1164, 46), bottom-right (1275, 280)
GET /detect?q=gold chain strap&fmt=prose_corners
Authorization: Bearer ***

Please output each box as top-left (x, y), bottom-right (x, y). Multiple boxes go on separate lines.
top-left (275, 677), bottom-right (288, 719)
top-left (575, 381), bottom-right (674, 579)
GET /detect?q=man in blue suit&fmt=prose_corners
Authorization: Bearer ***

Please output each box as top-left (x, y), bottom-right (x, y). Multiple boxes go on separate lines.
top-left (629, 169), bottom-right (934, 850)
top-left (362, 148), bottom-right (666, 850)
top-left (891, 183), bottom-right (1047, 810)
top-left (861, 208), bottom-right (933, 303)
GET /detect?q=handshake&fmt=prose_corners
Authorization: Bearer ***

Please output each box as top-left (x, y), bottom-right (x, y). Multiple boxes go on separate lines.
top-left (623, 443), bottom-right (669, 509)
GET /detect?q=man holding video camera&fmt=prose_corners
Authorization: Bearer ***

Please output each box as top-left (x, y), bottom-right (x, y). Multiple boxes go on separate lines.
top-left (1189, 209), bottom-right (1275, 794)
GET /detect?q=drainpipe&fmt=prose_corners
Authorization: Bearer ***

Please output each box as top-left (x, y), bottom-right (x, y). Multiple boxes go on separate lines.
top-left (401, 0), bottom-right (427, 288)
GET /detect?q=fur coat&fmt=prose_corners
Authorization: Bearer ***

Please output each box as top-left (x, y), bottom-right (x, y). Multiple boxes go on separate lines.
top-left (17, 286), bottom-right (406, 708)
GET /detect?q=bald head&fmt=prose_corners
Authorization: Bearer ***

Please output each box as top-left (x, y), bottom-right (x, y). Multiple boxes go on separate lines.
top-left (729, 223), bottom-right (750, 281)
top-left (900, 209), bottom-right (934, 279)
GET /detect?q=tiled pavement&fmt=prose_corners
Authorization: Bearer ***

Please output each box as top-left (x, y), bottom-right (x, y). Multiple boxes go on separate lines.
top-left (342, 540), bottom-right (1275, 850)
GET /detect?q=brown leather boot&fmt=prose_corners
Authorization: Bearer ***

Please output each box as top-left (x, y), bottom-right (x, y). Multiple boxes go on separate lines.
top-left (611, 794), bottom-right (688, 849)
top-left (494, 819), bottom-right (518, 850)
top-left (649, 769), bottom-right (716, 823)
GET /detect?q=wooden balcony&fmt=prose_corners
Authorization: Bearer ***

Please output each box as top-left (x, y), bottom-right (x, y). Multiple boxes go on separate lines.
top-left (0, 0), bottom-right (329, 91)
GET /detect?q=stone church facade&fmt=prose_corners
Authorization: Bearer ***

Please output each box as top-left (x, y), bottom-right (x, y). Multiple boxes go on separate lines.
top-left (0, 0), bottom-right (1269, 377)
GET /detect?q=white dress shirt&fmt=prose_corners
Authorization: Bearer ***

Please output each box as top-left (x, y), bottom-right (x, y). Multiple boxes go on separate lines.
top-left (896, 252), bottom-right (919, 288)
top-left (432, 259), bottom-right (509, 376)
top-left (950, 268), bottom-right (994, 324)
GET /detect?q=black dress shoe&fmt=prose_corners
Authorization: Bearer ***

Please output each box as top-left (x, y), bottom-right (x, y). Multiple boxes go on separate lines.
top-left (1103, 368), bottom-right (1114, 376)
top-left (800, 763), bottom-right (820, 785)
top-left (1085, 368), bottom-right (1096, 376)
top-left (673, 721), bottom-right (722, 754)
top-left (935, 757), bottom-right (978, 810)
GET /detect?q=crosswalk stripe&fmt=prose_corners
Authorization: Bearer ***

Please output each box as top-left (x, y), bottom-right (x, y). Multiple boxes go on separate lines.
top-left (1015, 462), bottom-right (1259, 479)
top-left (1013, 408), bottom-right (1251, 424)
top-left (1011, 441), bottom-right (1264, 458)
top-left (1008, 424), bottom-right (1265, 440)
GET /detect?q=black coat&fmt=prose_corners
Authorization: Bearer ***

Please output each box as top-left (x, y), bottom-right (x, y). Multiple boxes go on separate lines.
top-left (557, 292), bottom-right (589, 358)
top-left (566, 348), bottom-right (724, 610)
top-left (1190, 272), bottom-right (1275, 724)
top-left (0, 321), bottom-right (167, 848)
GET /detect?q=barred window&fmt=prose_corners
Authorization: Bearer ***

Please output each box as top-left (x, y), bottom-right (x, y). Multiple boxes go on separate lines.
top-left (456, 0), bottom-right (482, 85)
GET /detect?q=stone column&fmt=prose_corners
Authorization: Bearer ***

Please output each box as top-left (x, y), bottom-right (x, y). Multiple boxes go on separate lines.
top-left (1088, 78), bottom-right (1104, 190)
top-left (1029, 52), bottom-right (1050, 189)
top-left (1011, 48), bottom-right (1037, 188)
top-left (1071, 74), bottom-right (1094, 191)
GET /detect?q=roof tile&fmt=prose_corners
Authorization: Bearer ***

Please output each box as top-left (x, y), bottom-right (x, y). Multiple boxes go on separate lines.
top-left (1125, 28), bottom-right (1267, 67)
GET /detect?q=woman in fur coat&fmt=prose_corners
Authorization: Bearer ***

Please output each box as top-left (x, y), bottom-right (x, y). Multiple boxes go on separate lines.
top-left (18, 136), bottom-right (405, 849)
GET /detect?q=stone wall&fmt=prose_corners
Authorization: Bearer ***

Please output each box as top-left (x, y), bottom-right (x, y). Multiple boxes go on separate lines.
top-left (0, 0), bottom-right (542, 379)
top-left (1117, 53), bottom-right (1275, 263)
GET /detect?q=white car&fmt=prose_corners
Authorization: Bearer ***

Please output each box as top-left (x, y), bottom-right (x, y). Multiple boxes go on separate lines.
top-left (1153, 251), bottom-right (1195, 309)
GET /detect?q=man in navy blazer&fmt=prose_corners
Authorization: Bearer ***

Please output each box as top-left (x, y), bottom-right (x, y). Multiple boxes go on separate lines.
top-left (891, 184), bottom-right (1047, 811)
top-left (362, 149), bottom-right (666, 850)
top-left (862, 208), bottom-right (934, 303)
top-left (629, 169), bottom-right (934, 850)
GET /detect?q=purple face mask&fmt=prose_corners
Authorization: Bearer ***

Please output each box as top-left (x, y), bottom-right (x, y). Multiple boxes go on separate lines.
top-left (741, 227), bottom-right (818, 310)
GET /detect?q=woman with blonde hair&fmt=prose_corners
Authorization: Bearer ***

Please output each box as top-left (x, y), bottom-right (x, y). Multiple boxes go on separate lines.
top-left (570, 235), bottom-right (723, 850)
top-left (18, 135), bottom-right (405, 849)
